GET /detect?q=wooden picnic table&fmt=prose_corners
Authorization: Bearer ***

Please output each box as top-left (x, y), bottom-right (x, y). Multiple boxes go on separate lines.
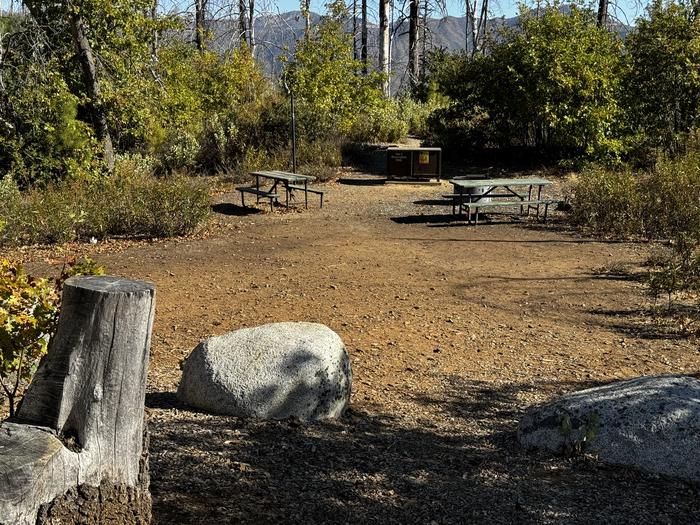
top-left (448, 177), bottom-right (555, 224)
top-left (237, 170), bottom-right (323, 210)
top-left (252, 170), bottom-right (316, 208)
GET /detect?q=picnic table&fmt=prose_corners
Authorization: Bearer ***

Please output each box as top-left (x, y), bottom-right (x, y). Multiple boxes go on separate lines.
top-left (237, 170), bottom-right (323, 210)
top-left (447, 177), bottom-right (556, 224)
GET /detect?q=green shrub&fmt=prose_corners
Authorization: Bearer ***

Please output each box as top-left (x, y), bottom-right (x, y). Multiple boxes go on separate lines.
top-left (348, 98), bottom-right (408, 143)
top-left (642, 152), bottom-right (700, 240)
top-left (623, 1), bottom-right (700, 156)
top-left (0, 173), bottom-right (211, 247)
top-left (427, 3), bottom-right (624, 160)
top-left (568, 168), bottom-right (643, 236)
top-left (569, 151), bottom-right (700, 240)
top-left (398, 96), bottom-right (447, 137)
top-left (0, 257), bottom-right (104, 417)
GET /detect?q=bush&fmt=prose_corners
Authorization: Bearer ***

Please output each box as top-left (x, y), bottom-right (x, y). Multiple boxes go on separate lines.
top-left (569, 151), bottom-right (700, 240)
top-left (398, 97), bottom-right (446, 137)
top-left (0, 257), bottom-right (104, 417)
top-left (642, 152), bottom-right (700, 240)
top-left (0, 172), bottom-right (211, 247)
top-left (568, 168), bottom-right (643, 237)
top-left (623, 1), bottom-right (700, 156)
top-left (427, 3), bottom-right (625, 160)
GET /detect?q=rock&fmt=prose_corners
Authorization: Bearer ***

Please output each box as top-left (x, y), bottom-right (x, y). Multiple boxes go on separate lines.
top-left (177, 322), bottom-right (352, 421)
top-left (518, 375), bottom-right (700, 483)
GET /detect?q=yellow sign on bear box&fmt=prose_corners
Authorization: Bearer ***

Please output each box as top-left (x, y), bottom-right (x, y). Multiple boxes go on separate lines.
top-left (419, 151), bottom-right (429, 164)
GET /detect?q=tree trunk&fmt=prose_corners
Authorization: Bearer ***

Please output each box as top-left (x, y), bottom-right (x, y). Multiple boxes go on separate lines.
top-left (67, 3), bottom-right (115, 170)
top-left (302, 0), bottom-right (310, 37)
top-left (597, 0), bottom-right (608, 27)
top-left (352, 0), bottom-right (357, 59)
top-left (248, 0), bottom-right (255, 54)
top-left (408, 0), bottom-right (419, 89)
top-left (361, 0), bottom-right (367, 74)
top-left (239, 0), bottom-right (249, 47)
top-left (378, 0), bottom-right (390, 96)
top-left (476, 0), bottom-right (488, 54)
top-left (421, 0), bottom-right (428, 81)
top-left (151, 0), bottom-right (158, 57)
top-left (0, 276), bottom-right (155, 525)
top-left (466, 0), bottom-right (477, 54)
top-left (195, 0), bottom-right (206, 50)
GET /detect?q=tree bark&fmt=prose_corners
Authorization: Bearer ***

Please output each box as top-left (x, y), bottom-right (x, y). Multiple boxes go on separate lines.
top-left (239, 0), bottom-right (249, 47)
top-left (352, 0), bottom-right (358, 59)
top-left (476, 0), bottom-right (488, 54)
top-left (67, 3), bottom-right (115, 170)
top-left (302, 0), bottom-right (310, 37)
top-left (248, 0), bottom-right (255, 54)
top-left (378, 0), bottom-right (390, 95)
top-left (466, 0), bottom-right (477, 54)
top-left (0, 276), bottom-right (155, 525)
top-left (195, 0), bottom-right (206, 50)
top-left (408, 0), bottom-right (419, 88)
top-left (597, 0), bottom-right (608, 27)
top-left (361, 0), bottom-right (367, 74)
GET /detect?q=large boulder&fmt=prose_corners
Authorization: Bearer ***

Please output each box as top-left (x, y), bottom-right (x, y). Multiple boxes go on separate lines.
top-left (177, 322), bottom-right (352, 421)
top-left (518, 375), bottom-right (700, 483)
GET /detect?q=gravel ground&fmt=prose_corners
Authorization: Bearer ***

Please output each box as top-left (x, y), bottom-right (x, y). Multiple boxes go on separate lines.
top-left (6, 171), bottom-right (700, 523)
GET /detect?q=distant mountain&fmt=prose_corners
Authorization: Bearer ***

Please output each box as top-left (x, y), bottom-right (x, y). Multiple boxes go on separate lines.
top-left (183, 9), bottom-right (629, 95)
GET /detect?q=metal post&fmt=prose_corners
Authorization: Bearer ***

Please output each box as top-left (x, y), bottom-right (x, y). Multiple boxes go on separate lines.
top-left (290, 89), bottom-right (297, 174)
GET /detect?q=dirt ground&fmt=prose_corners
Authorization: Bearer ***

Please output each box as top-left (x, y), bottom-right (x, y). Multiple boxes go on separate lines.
top-left (11, 174), bottom-right (700, 523)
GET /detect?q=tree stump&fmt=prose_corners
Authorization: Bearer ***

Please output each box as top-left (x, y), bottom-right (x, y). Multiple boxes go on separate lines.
top-left (0, 276), bottom-right (155, 525)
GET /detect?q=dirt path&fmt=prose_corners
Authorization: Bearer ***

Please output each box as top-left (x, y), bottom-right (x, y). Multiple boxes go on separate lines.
top-left (17, 179), bottom-right (700, 522)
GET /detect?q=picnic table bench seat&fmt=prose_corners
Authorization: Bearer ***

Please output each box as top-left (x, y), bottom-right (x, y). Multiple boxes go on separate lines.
top-left (287, 184), bottom-right (325, 208)
top-left (461, 199), bottom-right (559, 224)
top-left (236, 187), bottom-right (279, 211)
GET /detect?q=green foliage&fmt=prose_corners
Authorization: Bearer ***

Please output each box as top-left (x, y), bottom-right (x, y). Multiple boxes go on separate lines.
top-left (570, 151), bottom-right (700, 239)
top-left (0, 257), bottom-right (104, 417)
top-left (0, 169), bottom-right (211, 246)
top-left (398, 96), bottom-right (447, 137)
top-left (152, 44), bottom-right (285, 173)
top-left (0, 261), bottom-right (57, 417)
top-left (568, 168), bottom-right (643, 237)
top-left (0, 59), bottom-right (101, 188)
top-left (623, 1), bottom-right (700, 156)
top-left (1, 0), bottom-right (409, 193)
top-left (569, 151), bottom-right (700, 312)
top-left (428, 3), bottom-right (625, 160)
top-left (285, 0), bottom-right (399, 143)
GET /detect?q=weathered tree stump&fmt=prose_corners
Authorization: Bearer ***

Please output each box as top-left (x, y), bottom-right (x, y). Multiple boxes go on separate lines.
top-left (0, 276), bottom-right (155, 525)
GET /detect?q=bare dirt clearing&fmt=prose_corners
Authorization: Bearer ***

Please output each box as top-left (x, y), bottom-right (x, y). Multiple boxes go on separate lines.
top-left (13, 178), bottom-right (700, 523)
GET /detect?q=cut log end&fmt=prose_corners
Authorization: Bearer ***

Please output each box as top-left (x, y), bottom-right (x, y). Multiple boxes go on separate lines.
top-left (64, 275), bottom-right (155, 295)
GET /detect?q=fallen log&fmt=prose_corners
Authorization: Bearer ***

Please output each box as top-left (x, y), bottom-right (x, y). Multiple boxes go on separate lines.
top-left (0, 276), bottom-right (155, 525)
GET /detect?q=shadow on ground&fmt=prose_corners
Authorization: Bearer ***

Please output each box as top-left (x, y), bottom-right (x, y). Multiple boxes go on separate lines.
top-left (148, 378), bottom-right (699, 524)
top-left (211, 203), bottom-right (261, 216)
top-left (390, 214), bottom-right (465, 225)
top-left (337, 177), bottom-right (387, 186)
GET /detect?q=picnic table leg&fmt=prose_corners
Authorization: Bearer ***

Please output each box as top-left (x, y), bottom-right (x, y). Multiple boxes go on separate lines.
top-left (255, 175), bottom-right (261, 205)
top-left (536, 184), bottom-right (543, 218)
top-left (285, 182), bottom-right (289, 208)
top-left (304, 181), bottom-right (309, 209)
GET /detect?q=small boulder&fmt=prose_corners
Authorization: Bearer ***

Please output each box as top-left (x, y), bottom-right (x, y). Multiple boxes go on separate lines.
top-left (177, 322), bottom-right (352, 421)
top-left (518, 375), bottom-right (700, 483)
